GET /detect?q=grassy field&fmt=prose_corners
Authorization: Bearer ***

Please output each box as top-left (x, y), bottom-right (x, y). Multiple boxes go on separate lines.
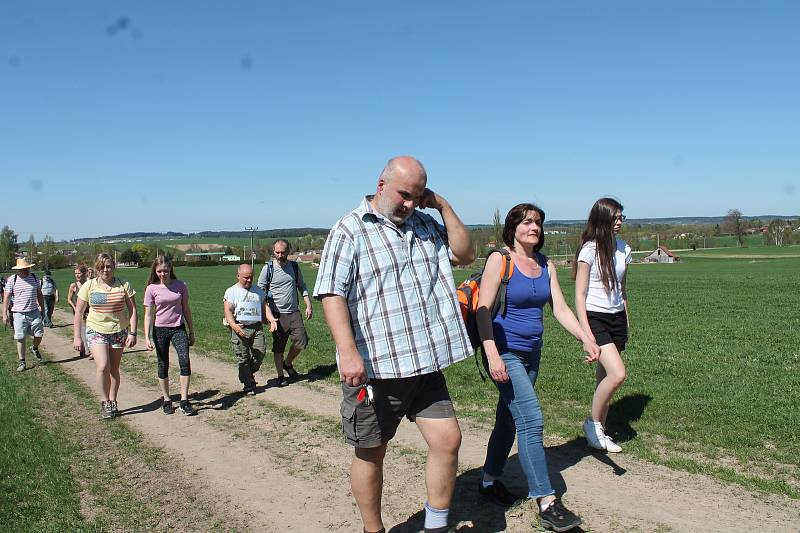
top-left (44, 249), bottom-right (800, 498)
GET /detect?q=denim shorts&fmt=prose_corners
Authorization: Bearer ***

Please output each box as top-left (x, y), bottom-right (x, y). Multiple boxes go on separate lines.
top-left (86, 328), bottom-right (128, 349)
top-left (12, 310), bottom-right (44, 340)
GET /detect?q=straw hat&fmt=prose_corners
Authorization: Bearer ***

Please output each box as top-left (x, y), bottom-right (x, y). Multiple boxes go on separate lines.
top-left (11, 257), bottom-right (36, 270)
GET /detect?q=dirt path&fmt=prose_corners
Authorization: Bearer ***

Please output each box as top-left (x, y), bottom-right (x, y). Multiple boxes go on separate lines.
top-left (43, 309), bottom-right (799, 532)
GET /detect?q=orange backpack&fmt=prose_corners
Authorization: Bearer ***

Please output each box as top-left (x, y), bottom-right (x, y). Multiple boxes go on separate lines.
top-left (456, 249), bottom-right (514, 380)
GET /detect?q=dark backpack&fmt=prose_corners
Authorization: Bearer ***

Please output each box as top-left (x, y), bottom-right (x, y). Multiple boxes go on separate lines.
top-left (456, 249), bottom-right (514, 380)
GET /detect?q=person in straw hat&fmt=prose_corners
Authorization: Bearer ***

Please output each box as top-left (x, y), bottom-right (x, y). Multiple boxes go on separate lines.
top-left (2, 257), bottom-right (45, 372)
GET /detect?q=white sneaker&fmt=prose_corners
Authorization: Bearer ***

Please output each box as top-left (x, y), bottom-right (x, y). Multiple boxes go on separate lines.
top-left (602, 434), bottom-right (622, 453)
top-left (583, 418), bottom-right (605, 450)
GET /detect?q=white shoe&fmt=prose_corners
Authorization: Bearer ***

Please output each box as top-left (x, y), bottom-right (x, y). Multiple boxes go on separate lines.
top-left (583, 418), bottom-right (605, 450)
top-left (602, 434), bottom-right (622, 453)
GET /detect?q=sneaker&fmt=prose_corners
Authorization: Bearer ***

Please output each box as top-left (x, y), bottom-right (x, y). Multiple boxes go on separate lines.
top-left (29, 346), bottom-right (43, 361)
top-left (16, 359), bottom-right (26, 372)
top-left (539, 498), bottom-right (582, 532)
top-left (275, 376), bottom-right (290, 388)
top-left (179, 400), bottom-right (197, 416)
top-left (162, 399), bottom-right (175, 415)
top-left (583, 418), bottom-right (605, 451)
top-left (283, 363), bottom-right (299, 380)
top-left (478, 479), bottom-right (523, 507)
top-left (602, 434), bottom-right (622, 453)
top-left (242, 384), bottom-right (256, 395)
top-left (109, 400), bottom-right (119, 417)
top-left (101, 401), bottom-right (114, 419)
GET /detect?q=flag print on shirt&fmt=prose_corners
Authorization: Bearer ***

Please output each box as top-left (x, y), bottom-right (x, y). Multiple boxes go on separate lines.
top-left (90, 290), bottom-right (126, 315)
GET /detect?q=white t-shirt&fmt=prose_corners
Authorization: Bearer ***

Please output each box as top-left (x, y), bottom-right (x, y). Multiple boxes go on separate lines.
top-left (577, 238), bottom-right (632, 313)
top-left (223, 284), bottom-right (266, 325)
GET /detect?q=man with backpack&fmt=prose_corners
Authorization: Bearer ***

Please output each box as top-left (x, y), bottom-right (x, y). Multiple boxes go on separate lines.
top-left (314, 156), bottom-right (474, 533)
top-left (257, 239), bottom-right (312, 387)
top-left (40, 268), bottom-right (59, 327)
top-left (2, 258), bottom-right (45, 371)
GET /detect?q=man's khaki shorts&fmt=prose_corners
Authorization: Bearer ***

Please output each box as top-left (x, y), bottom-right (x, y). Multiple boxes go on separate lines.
top-left (272, 311), bottom-right (308, 353)
top-left (340, 371), bottom-right (455, 448)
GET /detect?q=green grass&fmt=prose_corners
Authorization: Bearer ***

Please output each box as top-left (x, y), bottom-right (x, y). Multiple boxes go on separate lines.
top-left (0, 341), bottom-right (95, 532)
top-left (47, 254), bottom-right (800, 498)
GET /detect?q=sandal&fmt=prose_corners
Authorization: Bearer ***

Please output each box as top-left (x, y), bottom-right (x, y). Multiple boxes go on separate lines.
top-left (283, 363), bottom-right (299, 379)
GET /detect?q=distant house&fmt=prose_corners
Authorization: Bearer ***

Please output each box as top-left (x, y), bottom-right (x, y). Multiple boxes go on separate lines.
top-left (293, 253), bottom-right (319, 263)
top-left (643, 245), bottom-right (679, 264)
top-left (185, 252), bottom-right (226, 262)
top-left (222, 255), bottom-right (241, 262)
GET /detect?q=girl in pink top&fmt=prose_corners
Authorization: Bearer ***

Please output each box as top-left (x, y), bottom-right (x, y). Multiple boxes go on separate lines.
top-left (143, 256), bottom-right (197, 416)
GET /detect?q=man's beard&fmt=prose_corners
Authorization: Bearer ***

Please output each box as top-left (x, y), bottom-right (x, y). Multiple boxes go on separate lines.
top-left (376, 195), bottom-right (412, 225)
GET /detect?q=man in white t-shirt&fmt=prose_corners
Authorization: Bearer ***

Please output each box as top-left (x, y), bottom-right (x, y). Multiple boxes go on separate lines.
top-left (223, 264), bottom-right (278, 394)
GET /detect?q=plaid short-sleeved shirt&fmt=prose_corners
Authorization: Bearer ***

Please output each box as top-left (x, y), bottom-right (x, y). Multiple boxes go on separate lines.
top-left (313, 196), bottom-right (473, 379)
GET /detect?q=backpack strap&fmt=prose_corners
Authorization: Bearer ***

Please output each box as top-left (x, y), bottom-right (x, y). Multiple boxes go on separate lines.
top-left (487, 249), bottom-right (514, 318)
top-left (265, 261), bottom-right (274, 292)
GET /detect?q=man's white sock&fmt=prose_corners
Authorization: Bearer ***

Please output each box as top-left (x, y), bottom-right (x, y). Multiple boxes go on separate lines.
top-left (424, 502), bottom-right (448, 529)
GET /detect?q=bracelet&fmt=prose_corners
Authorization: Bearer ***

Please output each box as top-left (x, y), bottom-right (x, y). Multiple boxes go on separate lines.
top-left (128, 332), bottom-right (137, 337)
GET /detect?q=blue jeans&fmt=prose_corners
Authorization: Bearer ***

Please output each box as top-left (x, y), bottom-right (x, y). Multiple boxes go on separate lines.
top-left (483, 349), bottom-right (554, 499)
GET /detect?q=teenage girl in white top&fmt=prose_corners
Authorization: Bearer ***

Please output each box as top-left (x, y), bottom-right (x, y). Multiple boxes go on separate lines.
top-left (574, 198), bottom-right (632, 453)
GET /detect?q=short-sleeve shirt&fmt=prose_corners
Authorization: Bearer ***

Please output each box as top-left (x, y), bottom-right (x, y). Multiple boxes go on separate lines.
top-left (577, 238), bottom-right (632, 313)
top-left (257, 261), bottom-right (309, 314)
top-left (223, 284), bottom-right (266, 325)
top-left (4, 273), bottom-right (40, 313)
top-left (143, 280), bottom-right (189, 327)
top-left (313, 196), bottom-right (473, 379)
top-left (40, 275), bottom-right (57, 296)
top-left (78, 277), bottom-right (136, 334)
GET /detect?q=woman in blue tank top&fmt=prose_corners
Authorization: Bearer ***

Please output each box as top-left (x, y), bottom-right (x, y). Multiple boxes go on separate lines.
top-left (476, 203), bottom-right (600, 532)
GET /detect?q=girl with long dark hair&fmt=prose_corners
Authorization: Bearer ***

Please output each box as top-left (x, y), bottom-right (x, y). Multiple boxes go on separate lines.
top-left (477, 203), bottom-right (599, 532)
top-left (143, 256), bottom-right (197, 416)
top-left (574, 197), bottom-right (631, 453)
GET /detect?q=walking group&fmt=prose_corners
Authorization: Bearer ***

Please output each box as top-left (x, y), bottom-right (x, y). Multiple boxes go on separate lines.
top-left (2, 155), bottom-right (631, 533)
top-left (312, 156), bottom-right (632, 533)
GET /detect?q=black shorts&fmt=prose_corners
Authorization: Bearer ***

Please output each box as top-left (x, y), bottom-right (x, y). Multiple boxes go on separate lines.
top-left (587, 310), bottom-right (628, 352)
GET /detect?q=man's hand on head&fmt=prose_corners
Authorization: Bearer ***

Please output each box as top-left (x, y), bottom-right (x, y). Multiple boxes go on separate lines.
top-left (420, 188), bottom-right (446, 211)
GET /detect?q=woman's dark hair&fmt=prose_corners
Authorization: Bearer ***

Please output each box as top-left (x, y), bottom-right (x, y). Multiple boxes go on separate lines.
top-left (145, 255), bottom-right (177, 287)
top-left (573, 197), bottom-right (624, 292)
top-left (502, 203), bottom-right (546, 252)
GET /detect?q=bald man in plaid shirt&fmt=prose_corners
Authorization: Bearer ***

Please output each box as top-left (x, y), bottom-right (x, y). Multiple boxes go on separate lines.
top-left (314, 156), bottom-right (474, 533)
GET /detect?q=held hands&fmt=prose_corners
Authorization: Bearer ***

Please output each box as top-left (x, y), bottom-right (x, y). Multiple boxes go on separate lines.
top-left (582, 338), bottom-right (601, 363)
top-left (339, 350), bottom-right (367, 387)
top-left (73, 336), bottom-right (83, 353)
top-left (145, 337), bottom-right (154, 351)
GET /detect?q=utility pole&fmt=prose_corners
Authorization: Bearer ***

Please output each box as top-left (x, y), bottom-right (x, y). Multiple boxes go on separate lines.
top-left (245, 226), bottom-right (258, 268)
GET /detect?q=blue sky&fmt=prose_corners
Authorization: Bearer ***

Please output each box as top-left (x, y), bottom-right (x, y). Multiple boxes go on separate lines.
top-left (2, 1), bottom-right (798, 240)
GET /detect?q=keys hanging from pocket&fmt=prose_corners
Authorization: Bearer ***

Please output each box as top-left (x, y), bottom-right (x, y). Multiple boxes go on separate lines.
top-left (357, 384), bottom-right (374, 406)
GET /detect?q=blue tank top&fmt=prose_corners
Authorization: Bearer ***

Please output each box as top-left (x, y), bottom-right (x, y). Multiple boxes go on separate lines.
top-left (491, 253), bottom-right (551, 353)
